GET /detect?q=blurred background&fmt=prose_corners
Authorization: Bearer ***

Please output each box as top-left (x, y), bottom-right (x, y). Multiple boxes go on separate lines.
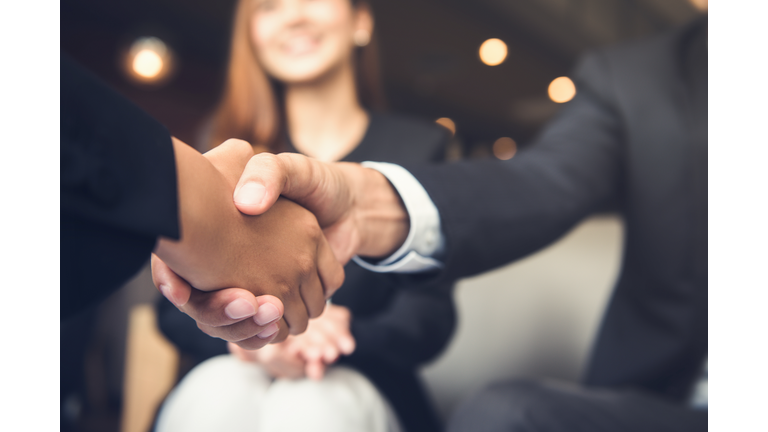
top-left (61, 1), bottom-right (700, 431)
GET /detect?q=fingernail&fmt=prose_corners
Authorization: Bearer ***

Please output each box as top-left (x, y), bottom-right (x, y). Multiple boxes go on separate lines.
top-left (159, 284), bottom-right (179, 307)
top-left (234, 182), bottom-right (266, 207)
top-left (254, 303), bottom-right (280, 325)
top-left (225, 299), bottom-right (256, 320)
top-left (257, 322), bottom-right (279, 339)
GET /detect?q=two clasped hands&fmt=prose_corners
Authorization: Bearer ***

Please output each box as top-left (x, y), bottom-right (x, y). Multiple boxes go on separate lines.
top-left (151, 138), bottom-right (407, 379)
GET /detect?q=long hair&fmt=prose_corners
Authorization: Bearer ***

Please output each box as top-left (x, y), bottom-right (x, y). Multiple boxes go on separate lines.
top-left (208, 0), bottom-right (385, 152)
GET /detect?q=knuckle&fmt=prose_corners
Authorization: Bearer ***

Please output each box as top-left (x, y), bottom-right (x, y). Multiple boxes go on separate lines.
top-left (256, 152), bottom-right (279, 171)
top-left (296, 255), bottom-right (316, 277)
top-left (308, 299), bottom-right (325, 319)
top-left (280, 281), bottom-right (299, 302)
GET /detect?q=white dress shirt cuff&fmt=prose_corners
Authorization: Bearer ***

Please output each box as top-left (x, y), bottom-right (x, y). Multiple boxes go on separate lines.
top-left (351, 162), bottom-right (445, 273)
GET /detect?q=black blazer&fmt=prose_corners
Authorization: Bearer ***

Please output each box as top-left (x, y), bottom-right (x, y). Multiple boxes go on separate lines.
top-left (157, 113), bottom-right (456, 432)
top-left (61, 54), bottom-right (180, 320)
top-left (406, 18), bottom-right (707, 401)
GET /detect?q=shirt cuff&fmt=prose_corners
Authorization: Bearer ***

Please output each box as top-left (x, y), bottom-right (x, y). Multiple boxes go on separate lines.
top-left (351, 162), bottom-right (445, 273)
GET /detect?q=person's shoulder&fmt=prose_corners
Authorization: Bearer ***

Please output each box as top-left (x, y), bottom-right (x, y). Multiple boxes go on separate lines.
top-left (361, 112), bottom-right (451, 163)
top-left (571, 16), bottom-right (705, 101)
top-left (578, 16), bottom-right (705, 78)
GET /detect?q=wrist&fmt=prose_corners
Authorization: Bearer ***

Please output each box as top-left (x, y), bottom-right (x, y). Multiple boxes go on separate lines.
top-left (344, 164), bottom-right (409, 258)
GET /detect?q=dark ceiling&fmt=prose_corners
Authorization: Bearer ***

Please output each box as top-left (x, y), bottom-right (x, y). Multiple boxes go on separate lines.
top-left (61, 0), bottom-right (699, 155)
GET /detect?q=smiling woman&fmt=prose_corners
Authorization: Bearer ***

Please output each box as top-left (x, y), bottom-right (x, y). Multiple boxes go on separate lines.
top-left (208, 0), bottom-right (384, 156)
top-left (153, 1), bottom-right (456, 431)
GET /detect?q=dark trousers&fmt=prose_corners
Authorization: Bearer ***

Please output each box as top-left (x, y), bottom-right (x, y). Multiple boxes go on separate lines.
top-left (447, 379), bottom-right (707, 432)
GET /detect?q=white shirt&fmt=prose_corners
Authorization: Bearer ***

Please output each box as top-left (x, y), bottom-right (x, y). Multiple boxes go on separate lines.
top-left (351, 162), bottom-right (445, 273)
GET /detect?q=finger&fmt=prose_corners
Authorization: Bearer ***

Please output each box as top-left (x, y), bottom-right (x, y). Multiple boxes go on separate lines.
top-left (305, 359), bottom-right (326, 381)
top-left (186, 291), bottom-right (283, 343)
top-left (233, 153), bottom-right (342, 221)
top-left (203, 139), bottom-right (254, 188)
top-left (318, 319), bottom-right (356, 356)
top-left (317, 233), bottom-right (346, 296)
top-left (300, 272), bottom-right (326, 320)
top-left (151, 254), bottom-right (192, 307)
top-left (231, 329), bottom-right (279, 350)
top-left (322, 343), bottom-right (340, 364)
top-left (253, 295), bottom-right (284, 326)
top-left (268, 318), bottom-right (291, 344)
top-left (337, 334), bottom-right (356, 355)
top-left (302, 342), bottom-right (324, 364)
top-left (282, 284), bottom-right (310, 336)
top-left (311, 322), bottom-right (345, 361)
top-left (233, 152), bottom-right (288, 215)
top-left (302, 327), bottom-right (336, 363)
top-left (182, 287), bottom-right (259, 327)
top-left (323, 221), bottom-right (359, 266)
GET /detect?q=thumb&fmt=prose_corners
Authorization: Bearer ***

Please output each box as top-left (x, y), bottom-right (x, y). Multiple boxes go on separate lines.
top-left (233, 153), bottom-right (350, 227)
top-left (233, 152), bottom-right (294, 216)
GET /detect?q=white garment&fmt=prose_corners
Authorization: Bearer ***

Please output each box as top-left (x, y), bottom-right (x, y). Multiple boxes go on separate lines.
top-left (689, 357), bottom-right (708, 410)
top-left (352, 162), bottom-right (446, 273)
top-left (156, 355), bottom-right (401, 432)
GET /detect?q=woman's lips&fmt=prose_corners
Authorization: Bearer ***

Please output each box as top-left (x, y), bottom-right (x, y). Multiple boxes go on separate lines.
top-left (282, 35), bottom-right (320, 56)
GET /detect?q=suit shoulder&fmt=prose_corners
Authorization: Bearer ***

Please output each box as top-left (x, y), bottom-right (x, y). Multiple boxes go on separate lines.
top-left (571, 17), bottom-right (704, 107)
top-left (575, 16), bottom-right (704, 82)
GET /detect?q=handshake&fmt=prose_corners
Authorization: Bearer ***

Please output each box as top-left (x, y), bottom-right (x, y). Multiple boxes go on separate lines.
top-left (152, 139), bottom-right (410, 351)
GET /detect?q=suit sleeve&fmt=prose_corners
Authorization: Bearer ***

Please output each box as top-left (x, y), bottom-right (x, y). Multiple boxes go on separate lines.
top-left (404, 51), bottom-right (624, 284)
top-left (61, 54), bottom-right (179, 319)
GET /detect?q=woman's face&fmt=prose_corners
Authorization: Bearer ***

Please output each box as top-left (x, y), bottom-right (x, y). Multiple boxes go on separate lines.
top-left (251, 0), bottom-right (369, 84)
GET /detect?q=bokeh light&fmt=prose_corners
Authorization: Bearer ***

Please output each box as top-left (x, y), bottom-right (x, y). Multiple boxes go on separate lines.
top-left (493, 137), bottom-right (517, 160)
top-left (133, 49), bottom-right (163, 78)
top-left (436, 117), bottom-right (456, 136)
top-left (548, 76), bottom-right (576, 103)
top-left (125, 37), bottom-right (174, 85)
top-left (479, 38), bottom-right (507, 66)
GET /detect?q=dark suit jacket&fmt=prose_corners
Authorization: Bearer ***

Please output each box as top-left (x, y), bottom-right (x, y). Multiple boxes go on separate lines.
top-left (61, 54), bottom-right (179, 320)
top-left (406, 17), bottom-right (707, 402)
top-left (156, 113), bottom-right (456, 432)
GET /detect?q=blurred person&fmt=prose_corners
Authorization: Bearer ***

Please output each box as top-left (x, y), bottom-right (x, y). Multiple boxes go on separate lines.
top-left (153, 1), bottom-right (454, 431)
top-left (61, 54), bottom-right (345, 349)
top-left (157, 4), bottom-right (709, 432)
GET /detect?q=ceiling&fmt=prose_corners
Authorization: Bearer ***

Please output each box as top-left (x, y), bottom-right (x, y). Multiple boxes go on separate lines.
top-left (61, 0), bottom-right (700, 155)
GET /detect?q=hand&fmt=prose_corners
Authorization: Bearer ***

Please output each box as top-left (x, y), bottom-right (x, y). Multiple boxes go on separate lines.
top-left (152, 255), bottom-right (284, 348)
top-left (153, 140), bottom-right (345, 344)
top-left (231, 153), bottom-right (409, 264)
top-left (228, 304), bottom-right (356, 380)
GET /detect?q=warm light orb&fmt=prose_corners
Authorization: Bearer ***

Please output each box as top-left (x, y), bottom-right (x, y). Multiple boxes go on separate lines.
top-left (548, 76), bottom-right (576, 103)
top-left (436, 117), bottom-right (456, 136)
top-left (493, 137), bottom-right (517, 160)
top-left (479, 38), bottom-right (507, 66)
top-left (125, 37), bottom-right (173, 84)
top-left (133, 49), bottom-right (163, 78)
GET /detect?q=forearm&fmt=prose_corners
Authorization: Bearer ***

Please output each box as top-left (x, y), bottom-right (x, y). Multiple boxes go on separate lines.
top-left (153, 138), bottom-right (245, 290)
